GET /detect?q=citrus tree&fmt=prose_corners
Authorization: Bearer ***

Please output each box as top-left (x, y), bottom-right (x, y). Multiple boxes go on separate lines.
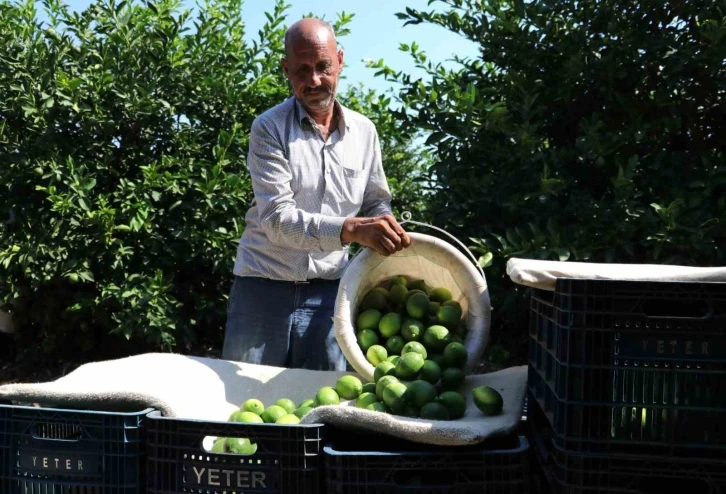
top-left (0, 0), bottom-right (428, 364)
top-left (370, 0), bottom-right (726, 364)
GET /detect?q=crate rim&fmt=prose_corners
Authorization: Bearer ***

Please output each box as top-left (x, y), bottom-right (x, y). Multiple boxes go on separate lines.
top-left (0, 402), bottom-right (155, 416)
top-left (146, 409), bottom-right (326, 428)
top-left (549, 277), bottom-right (726, 287)
top-left (323, 435), bottom-right (529, 457)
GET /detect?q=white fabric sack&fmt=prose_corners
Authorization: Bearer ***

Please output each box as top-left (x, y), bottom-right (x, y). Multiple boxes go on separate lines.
top-left (334, 232), bottom-right (491, 383)
top-left (507, 257), bottom-right (726, 292)
top-left (0, 353), bottom-right (526, 446)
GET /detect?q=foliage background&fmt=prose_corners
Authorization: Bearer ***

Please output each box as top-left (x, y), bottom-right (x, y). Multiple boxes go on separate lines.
top-left (1, 0), bottom-right (724, 373)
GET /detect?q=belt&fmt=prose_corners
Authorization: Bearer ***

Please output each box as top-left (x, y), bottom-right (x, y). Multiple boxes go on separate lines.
top-left (294, 278), bottom-right (339, 285)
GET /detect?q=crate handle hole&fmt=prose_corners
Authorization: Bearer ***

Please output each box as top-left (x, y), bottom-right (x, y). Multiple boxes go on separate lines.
top-left (638, 476), bottom-right (710, 494)
top-left (31, 423), bottom-right (82, 442)
top-left (392, 469), bottom-right (456, 487)
top-left (641, 298), bottom-right (711, 320)
top-left (203, 435), bottom-right (258, 456)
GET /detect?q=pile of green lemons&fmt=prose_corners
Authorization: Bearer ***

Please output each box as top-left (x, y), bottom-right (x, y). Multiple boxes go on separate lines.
top-left (210, 275), bottom-right (504, 453)
top-left (356, 275), bottom-right (469, 387)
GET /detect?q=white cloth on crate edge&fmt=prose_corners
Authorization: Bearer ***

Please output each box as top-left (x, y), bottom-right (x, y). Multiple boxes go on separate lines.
top-left (506, 257), bottom-right (726, 292)
top-left (0, 352), bottom-right (526, 446)
top-left (334, 232), bottom-right (492, 383)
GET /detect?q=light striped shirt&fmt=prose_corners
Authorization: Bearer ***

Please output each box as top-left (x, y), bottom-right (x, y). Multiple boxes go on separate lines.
top-left (233, 96), bottom-right (393, 282)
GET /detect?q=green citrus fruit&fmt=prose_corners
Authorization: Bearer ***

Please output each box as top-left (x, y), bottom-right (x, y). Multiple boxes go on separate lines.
top-left (366, 402), bottom-right (390, 413)
top-left (336, 375), bottom-right (364, 400)
top-left (227, 437), bottom-right (257, 454)
top-left (436, 305), bottom-right (462, 330)
top-left (379, 312), bottom-right (402, 338)
top-left (260, 405), bottom-right (287, 423)
top-left (417, 360), bottom-right (442, 385)
top-left (211, 437), bottom-right (226, 453)
top-left (387, 355), bottom-right (401, 366)
top-left (406, 380), bottom-right (438, 408)
top-left (388, 283), bottom-right (408, 306)
top-left (423, 325), bottom-right (451, 352)
top-left (361, 290), bottom-right (388, 312)
top-left (362, 382), bottom-right (376, 394)
top-left (374, 361), bottom-right (397, 382)
top-left (357, 329), bottom-right (379, 353)
top-left (395, 352), bottom-right (425, 381)
top-left (298, 398), bottom-right (315, 409)
top-left (473, 386), bottom-right (504, 416)
top-left (356, 392), bottom-right (379, 409)
top-left (356, 309), bottom-right (383, 331)
top-left (294, 406), bottom-right (314, 419)
top-left (275, 398), bottom-right (297, 414)
top-left (235, 411), bottom-right (264, 424)
top-left (406, 292), bottom-right (430, 319)
top-left (443, 342), bottom-right (468, 369)
top-left (367, 345), bottom-right (388, 366)
top-left (401, 319), bottom-right (425, 342)
top-left (376, 375), bottom-right (400, 400)
top-left (402, 341), bottom-right (428, 359)
top-left (314, 386), bottom-right (340, 406)
top-left (276, 413), bottom-right (301, 424)
top-left (429, 287), bottom-right (453, 304)
top-left (436, 391), bottom-right (467, 419)
top-left (382, 382), bottom-right (408, 413)
top-left (441, 367), bottom-right (466, 391)
top-left (242, 399), bottom-right (265, 416)
top-left (420, 402), bottom-right (450, 420)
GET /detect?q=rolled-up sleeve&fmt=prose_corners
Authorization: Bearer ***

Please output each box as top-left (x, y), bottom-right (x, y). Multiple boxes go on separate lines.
top-left (360, 130), bottom-right (393, 217)
top-left (247, 118), bottom-right (346, 251)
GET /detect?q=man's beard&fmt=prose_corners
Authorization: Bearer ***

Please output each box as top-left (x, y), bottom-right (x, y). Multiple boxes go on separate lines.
top-left (302, 85), bottom-right (336, 112)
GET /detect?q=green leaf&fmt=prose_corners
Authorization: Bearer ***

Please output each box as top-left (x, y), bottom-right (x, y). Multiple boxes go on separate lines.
top-left (478, 252), bottom-right (494, 268)
top-left (425, 132), bottom-right (446, 145)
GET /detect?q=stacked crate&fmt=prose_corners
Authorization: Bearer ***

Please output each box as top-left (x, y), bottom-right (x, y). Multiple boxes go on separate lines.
top-left (526, 278), bottom-right (726, 493)
top-left (0, 402), bottom-right (151, 494)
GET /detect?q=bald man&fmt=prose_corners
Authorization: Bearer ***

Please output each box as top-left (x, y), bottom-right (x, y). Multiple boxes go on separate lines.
top-left (222, 18), bottom-right (411, 371)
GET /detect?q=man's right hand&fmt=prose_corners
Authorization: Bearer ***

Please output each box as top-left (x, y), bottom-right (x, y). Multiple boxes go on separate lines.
top-left (341, 215), bottom-right (412, 256)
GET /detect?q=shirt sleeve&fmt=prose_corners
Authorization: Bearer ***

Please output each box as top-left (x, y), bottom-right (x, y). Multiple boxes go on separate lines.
top-left (247, 117), bottom-right (346, 252)
top-left (360, 130), bottom-right (393, 217)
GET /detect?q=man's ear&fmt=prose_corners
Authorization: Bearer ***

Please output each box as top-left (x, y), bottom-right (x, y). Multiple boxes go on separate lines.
top-left (281, 57), bottom-right (289, 78)
top-left (337, 50), bottom-right (344, 71)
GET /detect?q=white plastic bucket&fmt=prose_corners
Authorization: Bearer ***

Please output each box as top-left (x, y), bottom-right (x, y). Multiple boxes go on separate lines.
top-left (333, 230), bottom-right (491, 382)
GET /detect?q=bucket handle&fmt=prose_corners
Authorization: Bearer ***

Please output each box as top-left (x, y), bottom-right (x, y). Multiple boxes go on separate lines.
top-left (344, 211), bottom-right (485, 281)
top-left (398, 211), bottom-right (486, 281)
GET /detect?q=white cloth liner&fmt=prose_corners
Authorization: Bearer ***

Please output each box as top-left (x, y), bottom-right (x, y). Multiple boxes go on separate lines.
top-left (334, 232), bottom-right (492, 383)
top-left (0, 353), bottom-right (527, 446)
top-left (506, 257), bottom-right (726, 292)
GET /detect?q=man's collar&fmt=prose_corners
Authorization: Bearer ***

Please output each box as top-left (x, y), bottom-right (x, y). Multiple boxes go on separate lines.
top-left (294, 97), bottom-right (349, 135)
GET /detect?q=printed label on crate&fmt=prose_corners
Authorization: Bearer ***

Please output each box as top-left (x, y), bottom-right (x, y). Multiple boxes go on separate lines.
top-left (18, 447), bottom-right (100, 475)
top-left (184, 462), bottom-right (279, 490)
top-left (614, 331), bottom-right (725, 360)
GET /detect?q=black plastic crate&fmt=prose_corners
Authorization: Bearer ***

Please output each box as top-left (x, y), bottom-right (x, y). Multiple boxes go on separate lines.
top-left (527, 278), bottom-right (726, 455)
top-left (0, 402), bottom-right (150, 494)
top-left (145, 410), bottom-right (326, 494)
top-left (324, 429), bottom-right (530, 494)
top-left (527, 395), bottom-right (726, 494)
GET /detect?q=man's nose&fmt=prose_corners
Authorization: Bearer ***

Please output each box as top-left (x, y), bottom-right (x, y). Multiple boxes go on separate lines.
top-left (309, 71), bottom-right (322, 87)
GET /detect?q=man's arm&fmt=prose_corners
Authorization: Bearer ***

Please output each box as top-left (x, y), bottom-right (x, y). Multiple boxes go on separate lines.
top-left (359, 131), bottom-right (393, 218)
top-left (248, 117), bottom-right (346, 252)
top-left (340, 129), bottom-right (412, 256)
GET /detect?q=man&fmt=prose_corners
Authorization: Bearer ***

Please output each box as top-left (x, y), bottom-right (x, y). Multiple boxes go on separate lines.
top-left (222, 18), bottom-right (412, 371)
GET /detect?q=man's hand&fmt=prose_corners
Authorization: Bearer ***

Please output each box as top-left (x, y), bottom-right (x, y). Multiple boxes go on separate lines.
top-left (341, 215), bottom-right (412, 256)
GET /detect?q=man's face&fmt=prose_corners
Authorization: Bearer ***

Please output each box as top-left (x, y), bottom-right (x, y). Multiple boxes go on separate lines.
top-left (282, 31), bottom-right (343, 114)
